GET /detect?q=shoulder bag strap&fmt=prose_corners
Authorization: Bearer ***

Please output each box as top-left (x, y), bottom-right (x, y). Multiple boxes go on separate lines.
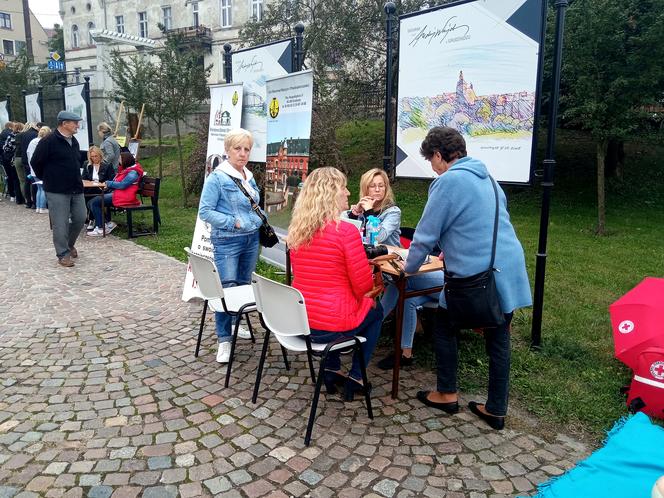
top-left (451, 167), bottom-right (499, 272)
top-left (225, 174), bottom-right (270, 226)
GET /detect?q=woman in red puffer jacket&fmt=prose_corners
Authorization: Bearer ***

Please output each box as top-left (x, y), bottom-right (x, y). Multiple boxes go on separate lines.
top-left (288, 167), bottom-right (383, 401)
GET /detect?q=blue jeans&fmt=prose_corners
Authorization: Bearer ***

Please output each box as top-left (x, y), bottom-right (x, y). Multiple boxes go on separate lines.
top-left (211, 231), bottom-right (260, 343)
top-left (35, 184), bottom-right (47, 209)
top-left (381, 272), bottom-right (444, 349)
top-left (310, 302), bottom-right (383, 381)
top-left (435, 307), bottom-right (513, 416)
top-left (87, 193), bottom-right (114, 228)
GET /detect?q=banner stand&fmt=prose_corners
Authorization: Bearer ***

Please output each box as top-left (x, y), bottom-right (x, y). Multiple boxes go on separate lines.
top-left (6, 94), bottom-right (11, 121)
top-left (383, 2), bottom-right (396, 179)
top-left (84, 76), bottom-right (93, 148)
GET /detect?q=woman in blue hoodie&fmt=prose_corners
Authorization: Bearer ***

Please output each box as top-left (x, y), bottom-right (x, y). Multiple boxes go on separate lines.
top-left (405, 127), bottom-right (531, 430)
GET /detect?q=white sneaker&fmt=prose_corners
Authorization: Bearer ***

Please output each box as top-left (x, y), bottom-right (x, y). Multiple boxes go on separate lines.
top-left (105, 221), bottom-right (117, 233)
top-left (236, 325), bottom-right (252, 339)
top-left (86, 227), bottom-right (104, 237)
top-left (41, 208), bottom-right (48, 214)
top-left (35, 208), bottom-right (41, 213)
top-left (10, 197), bottom-right (15, 202)
top-left (216, 342), bottom-right (231, 363)
top-left (87, 220), bottom-right (95, 231)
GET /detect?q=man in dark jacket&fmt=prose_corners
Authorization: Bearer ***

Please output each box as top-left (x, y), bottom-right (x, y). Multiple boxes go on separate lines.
top-left (16, 123), bottom-right (39, 208)
top-left (0, 122), bottom-right (15, 199)
top-left (31, 111), bottom-right (86, 268)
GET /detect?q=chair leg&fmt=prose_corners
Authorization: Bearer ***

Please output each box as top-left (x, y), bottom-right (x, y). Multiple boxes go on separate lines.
top-left (281, 346), bottom-right (290, 370)
top-left (252, 328), bottom-right (271, 403)
top-left (357, 343), bottom-right (374, 420)
top-left (127, 210), bottom-right (134, 238)
top-left (152, 207), bottom-right (158, 234)
top-left (306, 351), bottom-right (316, 384)
top-left (245, 314), bottom-right (256, 344)
top-left (195, 301), bottom-right (208, 357)
top-left (225, 319), bottom-right (240, 388)
top-left (304, 353), bottom-right (328, 446)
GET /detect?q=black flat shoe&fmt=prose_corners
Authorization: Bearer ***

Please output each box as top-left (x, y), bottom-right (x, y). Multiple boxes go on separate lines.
top-left (323, 370), bottom-right (346, 394)
top-left (344, 377), bottom-right (371, 402)
top-left (376, 353), bottom-right (414, 371)
top-left (468, 401), bottom-right (505, 430)
top-left (416, 391), bottom-right (459, 414)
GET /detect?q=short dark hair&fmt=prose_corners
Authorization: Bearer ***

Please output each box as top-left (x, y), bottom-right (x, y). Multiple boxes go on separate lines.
top-left (120, 151), bottom-right (135, 168)
top-left (420, 126), bottom-right (467, 162)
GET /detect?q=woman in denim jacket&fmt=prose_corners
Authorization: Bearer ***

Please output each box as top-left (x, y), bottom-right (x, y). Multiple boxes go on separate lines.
top-left (198, 129), bottom-right (263, 363)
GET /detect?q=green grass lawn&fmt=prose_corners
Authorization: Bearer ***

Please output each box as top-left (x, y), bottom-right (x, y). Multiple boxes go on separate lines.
top-left (125, 127), bottom-right (663, 441)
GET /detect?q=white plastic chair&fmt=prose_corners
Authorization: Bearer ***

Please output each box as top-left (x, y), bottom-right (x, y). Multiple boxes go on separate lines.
top-left (185, 247), bottom-right (258, 388)
top-left (250, 272), bottom-right (374, 446)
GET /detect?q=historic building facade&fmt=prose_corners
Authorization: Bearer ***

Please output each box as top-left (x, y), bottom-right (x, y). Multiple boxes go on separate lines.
top-left (0, 0), bottom-right (50, 64)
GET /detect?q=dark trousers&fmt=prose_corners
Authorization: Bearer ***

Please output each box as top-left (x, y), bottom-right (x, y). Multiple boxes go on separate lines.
top-left (2, 160), bottom-right (18, 199)
top-left (434, 307), bottom-right (513, 416)
top-left (310, 303), bottom-right (383, 381)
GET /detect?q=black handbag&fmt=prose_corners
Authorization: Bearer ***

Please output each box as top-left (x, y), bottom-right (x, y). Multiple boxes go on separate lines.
top-left (228, 176), bottom-right (279, 248)
top-left (444, 172), bottom-right (505, 329)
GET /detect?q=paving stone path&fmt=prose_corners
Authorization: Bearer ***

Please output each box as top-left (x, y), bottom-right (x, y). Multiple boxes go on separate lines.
top-left (0, 199), bottom-right (590, 497)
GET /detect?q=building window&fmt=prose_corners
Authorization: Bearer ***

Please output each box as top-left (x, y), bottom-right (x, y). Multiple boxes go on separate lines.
top-left (250, 0), bottom-right (264, 21)
top-left (86, 2), bottom-right (92, 11)
top-left (220, 0), bottom-right (232, 27)
top-left (192, 2), bottom-right (199, 27)
top-left (162, 6), bottom-right (172, 30)
top-left (3, 39), bottom-right (14, 55)
top-left (71, 6), bottom-right (76, 14)
top-left (115, 15), bottom-right (124, 34)
top-left (0, 13), bottom-right (11, 29)
top-left (15, 40), bottom-right (25, 53)
top-left (88, 22), bottom-right (95, 45)
top-left (138, 12), bottom-right (148, 38)
top-left (72, 25), bottom-right (80, 48)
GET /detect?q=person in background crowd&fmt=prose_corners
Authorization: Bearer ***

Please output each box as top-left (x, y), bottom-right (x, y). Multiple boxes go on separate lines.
top-left (288, 167), bottom-right (383, 401)
top-left (0, 122), bottom-right (16, 200)
top-left (198, 129), bottom-right (261, 363)
top-left (16, 122), bottom-right (40, 209)
top-left (31, 111), bottom-right (86, 268)
top-left (405, 126), bottom-right (531, 430)
top-left (97, 122), bottom-right (121, 173)
top-left (26, 126), bottom-right (52, 214)
top-left (2, 122), bottom-right (23, 203)
top-left (86, 151), bottom-right (144, 237)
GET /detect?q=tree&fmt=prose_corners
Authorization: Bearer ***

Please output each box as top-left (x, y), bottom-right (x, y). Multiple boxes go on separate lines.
top-left (157, 31), bottom-right (212, 207)
top-left (48, 24), bottom-right (65, 58)
top-left (561, 0), bottom-right (664, 234)
top-left (0, 53), bottom-right (35, 119)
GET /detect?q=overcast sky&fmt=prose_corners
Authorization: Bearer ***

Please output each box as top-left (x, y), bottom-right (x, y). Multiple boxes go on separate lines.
top-left (29, 0), bottom-right (62, 29)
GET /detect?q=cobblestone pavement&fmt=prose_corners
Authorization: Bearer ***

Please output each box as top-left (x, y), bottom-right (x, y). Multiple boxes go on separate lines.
top-left (0, 199), bottom-right (590, 498)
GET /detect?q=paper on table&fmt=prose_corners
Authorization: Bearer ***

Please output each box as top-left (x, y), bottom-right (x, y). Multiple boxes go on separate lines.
top-left (389, 247), bottom-right (430, 265)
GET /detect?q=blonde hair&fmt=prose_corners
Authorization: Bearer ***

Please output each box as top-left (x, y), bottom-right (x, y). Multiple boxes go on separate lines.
top-left (37, 126), bottom-right (51, 138)
top-left (88, 145), bottom-right (102, 162)
top-left (97, 122), bottom-right (112, 134)
top-left (359, 168), bottom-right (394, 212)
top-left (287, 167), bottom-right (347, 249)
top-left (224, 128), bottom-right (253, 152)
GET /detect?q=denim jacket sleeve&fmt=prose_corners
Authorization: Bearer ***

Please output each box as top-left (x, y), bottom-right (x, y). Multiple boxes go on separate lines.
top-left (376, 206), bottom-right (402, 245)
top-left (106, 170), bottom-right (138, 190)
top-left (198, 173), bottom-right (236, 231)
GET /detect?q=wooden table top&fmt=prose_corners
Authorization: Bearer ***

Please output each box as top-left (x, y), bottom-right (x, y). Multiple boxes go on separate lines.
top-left (371, 245), bottom-right (444, 277)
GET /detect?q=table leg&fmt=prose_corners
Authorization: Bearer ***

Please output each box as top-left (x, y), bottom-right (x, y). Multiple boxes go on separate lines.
top-left (101, 192), bottom-right (106, 237)
top-left (391, 277), bottom-right (407, 399)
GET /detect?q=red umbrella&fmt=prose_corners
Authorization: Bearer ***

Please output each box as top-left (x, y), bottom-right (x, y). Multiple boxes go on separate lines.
top-left (609, 277), bottom-right (664, 369)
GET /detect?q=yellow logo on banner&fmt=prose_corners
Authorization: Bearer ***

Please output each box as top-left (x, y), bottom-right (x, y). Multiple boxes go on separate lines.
top-left (269, 98), bottom-right (279, 118)
top-left (232, 91), bottom-right (238, 106)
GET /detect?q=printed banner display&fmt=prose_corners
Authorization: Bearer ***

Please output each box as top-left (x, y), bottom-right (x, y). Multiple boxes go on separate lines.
top-left (396, 0), bottom-right (545, 183)
top-left (182, 83), bottom-right (244, 302)
top-left (64, 84), bottom-right (90, 151)
top-left (233, 40), bottom-right (293, 163)
top-left (264, 70), bottom-right (314, 231)
top-left (25, 93), bottom-right (42, 123)
top-left (0, 101), bottom-right (8, 127)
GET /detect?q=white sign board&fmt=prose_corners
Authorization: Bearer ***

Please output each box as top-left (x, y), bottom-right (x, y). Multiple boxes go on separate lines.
top-left (182, 83), bottom-right (244, 302)
top-left (25, 93), bottom-right (42, 123)
top-left (64, 84), bottom-right (90, 151)
top-left (0, 101), bottom-right (8, 127)
top-left (396, 0), bottom-right (545, 183)
top-left (233, 40), bottom-right (293, 163)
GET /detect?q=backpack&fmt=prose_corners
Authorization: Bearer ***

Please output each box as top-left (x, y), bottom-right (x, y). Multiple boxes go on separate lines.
top-left (2, 133), bottom-right (16, 163)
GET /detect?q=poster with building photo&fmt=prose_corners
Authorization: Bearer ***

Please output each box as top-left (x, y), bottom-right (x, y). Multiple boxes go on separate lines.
top-left (396, 0), bottom-right (545, 183)
top-left (25, 92), bottom-right (42, 123)
top-left (181, 83), bottom-right (244, 302)
top-left (233, 39), bottom-right (293, 162)
top-left (0, 100), bottom-right (8, 126)
top-left (64, 84), bottom-right (90, 150)
top-left (264, 70), bottom-right (314, 231)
